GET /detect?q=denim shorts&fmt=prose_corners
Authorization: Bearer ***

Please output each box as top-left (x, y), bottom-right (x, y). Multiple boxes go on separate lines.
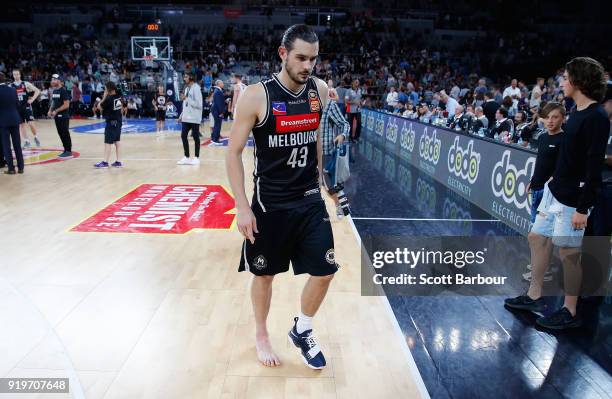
top-left (530, 183), bottom-right (589, 248)
top-left (530, 188), bottom-right (544, 223)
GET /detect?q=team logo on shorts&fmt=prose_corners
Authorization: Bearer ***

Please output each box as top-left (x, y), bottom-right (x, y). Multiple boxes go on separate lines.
top-left (325, 249), bottom-right (335, 265)
top-left (253, 255), bottom-right (268, 270)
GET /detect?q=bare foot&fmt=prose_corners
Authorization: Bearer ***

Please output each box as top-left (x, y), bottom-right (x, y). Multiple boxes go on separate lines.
top-left (255, 335), bottom-right (281, 367)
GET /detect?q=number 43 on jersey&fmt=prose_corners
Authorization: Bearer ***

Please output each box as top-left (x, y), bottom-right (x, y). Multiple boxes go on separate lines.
top-left (287, 146), bottom-right (308, 168)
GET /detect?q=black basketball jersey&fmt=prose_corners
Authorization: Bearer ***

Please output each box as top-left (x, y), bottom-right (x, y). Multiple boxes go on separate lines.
top-left (251, 74), bottom-right (324, 212)
top-left (12, 81), bottom-right (28, 107)
top-left (101, 93), bottom-right (123, 121)
top-left (155, 94), bottom-right (168, 110)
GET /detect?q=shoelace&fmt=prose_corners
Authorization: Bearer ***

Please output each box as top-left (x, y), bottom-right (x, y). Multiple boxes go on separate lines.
top-left (305, 334), bottom-right (318, 350)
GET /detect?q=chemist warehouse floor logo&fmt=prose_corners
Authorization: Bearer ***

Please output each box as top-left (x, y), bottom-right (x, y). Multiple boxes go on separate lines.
top-left (491, 150), bottom-right (536, 211)
top-left (70, 184), bottom-right (236, 234)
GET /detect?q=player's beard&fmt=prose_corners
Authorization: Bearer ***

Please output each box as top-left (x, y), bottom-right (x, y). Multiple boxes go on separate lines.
top-left (286, 61), bottom-right (310, 85)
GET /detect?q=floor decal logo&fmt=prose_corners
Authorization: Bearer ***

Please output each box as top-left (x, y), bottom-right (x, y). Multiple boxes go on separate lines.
top-left (23, 148), bottom-right (80, 165)
top-left (71, 184), bottom-right (236, 234)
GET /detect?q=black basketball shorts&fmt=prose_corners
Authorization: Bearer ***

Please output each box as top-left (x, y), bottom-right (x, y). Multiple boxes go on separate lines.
top-left (239, 200), bottom-right (338, 276)
top-left (156, 110), bottom-right (166, 121)
top-left (104, 120), bottom-right (122, 144)
top-left (19, 106), bottom-right (34, 123)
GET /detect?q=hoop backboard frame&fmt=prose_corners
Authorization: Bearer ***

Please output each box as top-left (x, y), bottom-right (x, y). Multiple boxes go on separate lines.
top-left (131, 36), bottom-right (171, 62)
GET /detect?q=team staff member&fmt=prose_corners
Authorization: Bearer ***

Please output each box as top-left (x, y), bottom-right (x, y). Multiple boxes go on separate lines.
top-left (177, 73), bottom-right (202, 165)
top-left (209, 80), bottom-right (226, 146)
top-left (48, 74), bottom-right (72, 159)
top-left (0, 72), bottom-right (24, 174)
top-left (93, 82), bottom-right (124, 169)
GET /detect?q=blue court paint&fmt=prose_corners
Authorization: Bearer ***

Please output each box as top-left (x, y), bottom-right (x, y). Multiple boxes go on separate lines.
top-left (72, 118), bottom-right (183, 134)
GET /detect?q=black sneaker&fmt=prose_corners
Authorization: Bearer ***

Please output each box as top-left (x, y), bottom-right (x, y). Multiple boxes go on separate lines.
top-left (504, 295), bottom-right (547, 312)
top-left (4, 170), bottom-right (16, 175)
top-left (536, 307), bottom-right (582, 330)
top-left (58, 151), bottom-right (73, 159)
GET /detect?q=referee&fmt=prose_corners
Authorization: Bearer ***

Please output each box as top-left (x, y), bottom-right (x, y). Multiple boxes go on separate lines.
top-left (48, 74), bottom-right (72, 158)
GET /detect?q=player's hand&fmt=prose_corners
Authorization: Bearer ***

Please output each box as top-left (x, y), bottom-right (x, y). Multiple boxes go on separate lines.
top-left (27, 99), bottom-right (33, 105)
top-left (334, 135), bottom-right (345, 145)
top-left (571, 212), bottom-right (587, 230)
top-left (237, 206), bottom-right (258, 244)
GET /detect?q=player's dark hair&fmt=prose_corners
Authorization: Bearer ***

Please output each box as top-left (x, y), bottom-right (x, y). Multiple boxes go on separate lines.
top-left (498, 107), bottom-right (508, 118)
top-left (565, 57), bottom-right (607, 102)
top-left (184, 72), bottom-right (195, 82)
top-left (281, 24), bottom-right (318, 53)
top-left (105, 81), bottom-right (117, 92)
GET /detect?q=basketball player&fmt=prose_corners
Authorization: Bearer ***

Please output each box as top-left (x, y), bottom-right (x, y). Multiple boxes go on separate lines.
top-left (153, 85), bottom-right (171, 134)
top-left (226, 24), bottom-right (336, 370)
top-left (230, 74), bottom-right (246, 119)
top-left (93, 82), bottom-right (124, 168)
top-left (12, 69), bottom-right (41, 148)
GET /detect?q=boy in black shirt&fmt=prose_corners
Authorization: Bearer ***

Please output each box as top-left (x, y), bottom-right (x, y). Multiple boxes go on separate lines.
top-left (527, 102), bottom-right (565, 221)
top-left (505, 57), bottom-right (609, 330)
top-left (94, 81), bottom-right (124, 168)
top-left (47, 74), bottom-right (72, 158)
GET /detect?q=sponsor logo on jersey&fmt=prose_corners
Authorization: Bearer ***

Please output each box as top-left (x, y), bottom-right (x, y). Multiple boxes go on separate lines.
top-left (309, 98), bottom-right (320, 112)
top-left (308, 90), bottom-right (318, 99)
top-left (275, 113), bottom-right (320, 134)
top-left (272, 101), bottom-right (287, 115)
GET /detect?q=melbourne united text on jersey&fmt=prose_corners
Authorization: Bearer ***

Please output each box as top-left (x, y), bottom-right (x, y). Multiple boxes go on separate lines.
top-left (269, 119), bottom-right (319, 147)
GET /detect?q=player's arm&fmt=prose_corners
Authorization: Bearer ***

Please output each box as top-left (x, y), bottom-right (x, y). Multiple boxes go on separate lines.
top-left (25, 82), bottom-right (41, 103)
top-left (152, 97), bottom-right (157, 110)
top-left (314, 78), bottom-right (329, 183)
top-left (225, 84), bottom-right (263, 243)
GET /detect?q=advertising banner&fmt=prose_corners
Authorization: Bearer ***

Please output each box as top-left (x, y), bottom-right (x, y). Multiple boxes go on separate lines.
top-left (361, 109), bottom-right (537, 235)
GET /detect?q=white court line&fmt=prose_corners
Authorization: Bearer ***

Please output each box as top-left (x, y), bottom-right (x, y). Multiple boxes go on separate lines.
top-left (351, 217), bottom-right (498, 222)
top-left (346, 215), bottom-right (431, 399)
top-left (75, 157), bottom-right (225, 162)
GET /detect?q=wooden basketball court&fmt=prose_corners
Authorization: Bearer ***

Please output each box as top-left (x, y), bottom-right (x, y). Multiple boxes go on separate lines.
top-left (0, 118), bottom-right (427, 398)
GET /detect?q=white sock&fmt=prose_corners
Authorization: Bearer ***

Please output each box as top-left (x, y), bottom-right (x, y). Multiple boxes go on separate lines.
top-left (296, 312), bottom-right (313, 334)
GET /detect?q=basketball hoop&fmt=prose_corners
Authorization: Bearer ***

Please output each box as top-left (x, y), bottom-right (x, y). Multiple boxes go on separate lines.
top-left (143, 55), bottom-right (155, 62)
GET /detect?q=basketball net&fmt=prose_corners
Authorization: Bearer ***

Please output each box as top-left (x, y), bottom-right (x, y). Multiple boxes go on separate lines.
top-left (143, 55), bottom-right (155, 61)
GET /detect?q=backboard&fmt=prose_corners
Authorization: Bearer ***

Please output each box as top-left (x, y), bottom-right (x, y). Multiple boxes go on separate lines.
top-left (131, 36), bottom-right (171, 61)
